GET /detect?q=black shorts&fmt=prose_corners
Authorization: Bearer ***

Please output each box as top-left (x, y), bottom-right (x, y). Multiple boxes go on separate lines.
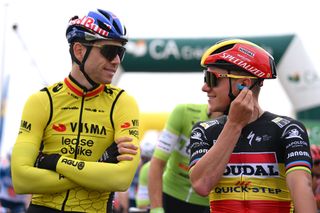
top-left (162, 192), bottom-right (210, 213)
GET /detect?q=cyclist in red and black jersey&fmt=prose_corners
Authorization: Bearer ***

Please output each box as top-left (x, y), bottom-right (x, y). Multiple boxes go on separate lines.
top-left (188, 39), bottom-right (316, 213)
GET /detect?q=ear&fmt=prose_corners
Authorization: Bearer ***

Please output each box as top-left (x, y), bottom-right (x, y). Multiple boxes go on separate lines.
top-left (240, 78), bottom-right (252, 88)
top-left (73, 42), bottom-right (86, 62)
top-left (236, 78), bottom-right (251, 91)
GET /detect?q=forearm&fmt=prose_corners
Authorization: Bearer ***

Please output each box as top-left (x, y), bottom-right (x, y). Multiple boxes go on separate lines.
top-left (148, 158), bottom-right (165, 208)
top-left (287, 170), bottom-right (317, 213)
top-left (11, 142), bottom-right (77, 194)
top-left (190, 121), bottom-right (242, 196)
top-left (56, 152), bottom-right (140, 191)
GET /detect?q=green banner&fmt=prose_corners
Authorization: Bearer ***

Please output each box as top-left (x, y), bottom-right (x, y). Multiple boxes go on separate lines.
top-left (122, 35), bottom-right (294, 72)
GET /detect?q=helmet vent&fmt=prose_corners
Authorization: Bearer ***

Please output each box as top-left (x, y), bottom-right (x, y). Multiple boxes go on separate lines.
top-left (97, 20), bottom-right (111, 32)
top-left (98, 9), bottom-right (111, 20)
top-left (112, 21), bottom-right (123, 35)
top-left (211, 44), bottom-right (235, 55)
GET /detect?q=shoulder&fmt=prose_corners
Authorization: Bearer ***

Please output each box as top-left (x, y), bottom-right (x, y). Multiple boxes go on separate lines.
top-left (263, 112), bottom-right (307, 138)
top-left (191, 115), bottom-right (227, 140)
top-left (194, 115), bottom-right (227, 130)
top-left (106, 84), bottom-right (137, 101)
top-left (264, 112), bottom-right (305, 129)
top-left (171, 103), bottom-right (207, 115)
top-left (44, 81), bottom-right (65, 94)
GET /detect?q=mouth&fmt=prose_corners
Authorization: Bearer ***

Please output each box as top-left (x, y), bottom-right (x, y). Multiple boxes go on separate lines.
top-left (207, 95), bottom-right (216, 100)
top-left (104, 68), bottom-right (116, 75)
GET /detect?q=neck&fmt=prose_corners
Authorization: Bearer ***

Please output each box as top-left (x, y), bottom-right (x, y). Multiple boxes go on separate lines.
top-left (251, 105), bottom-right (263, 123)
top-left (209, 111), bottom-right (224, 119)
top-left (70, 68), bottom-right (94, 90)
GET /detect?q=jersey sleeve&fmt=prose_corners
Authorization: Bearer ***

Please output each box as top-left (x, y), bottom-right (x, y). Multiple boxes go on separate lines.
top-left (54, 91), bottom-right (141, 192)
top-left (281, 119), bottom-right (313, 175)
top-left (153, 104), bottom-right (185, 161)
top-left (11, 92), bottom-right (78, 194)
top-left (189, 119), bottom-right (223, 170)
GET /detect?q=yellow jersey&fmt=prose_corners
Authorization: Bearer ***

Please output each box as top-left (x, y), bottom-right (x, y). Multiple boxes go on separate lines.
top-left (11, 76), bottom-right (140, 212)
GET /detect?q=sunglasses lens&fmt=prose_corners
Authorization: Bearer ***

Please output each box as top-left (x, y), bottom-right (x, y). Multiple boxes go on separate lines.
top-left (100, 45), bottom-right (126, 61)
top-left (204, 70), bottom-right (217, 87)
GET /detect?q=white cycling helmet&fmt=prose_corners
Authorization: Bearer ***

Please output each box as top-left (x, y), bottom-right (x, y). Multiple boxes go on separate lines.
top-left (140, 130), bottom-right (159, 159)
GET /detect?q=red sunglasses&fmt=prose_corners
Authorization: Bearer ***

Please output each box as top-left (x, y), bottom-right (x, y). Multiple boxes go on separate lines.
top-left (204, 70), bottom-right (257, 87)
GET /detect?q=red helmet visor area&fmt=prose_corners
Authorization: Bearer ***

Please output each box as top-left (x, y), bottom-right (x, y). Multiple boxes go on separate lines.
top-left (204, 43), bottom-right (276, 79)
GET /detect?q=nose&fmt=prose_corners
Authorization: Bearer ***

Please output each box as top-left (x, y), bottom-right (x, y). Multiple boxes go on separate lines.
top-left (110, 55), bottom-right (121, 64)
top-left (202, 83), bottom-right (211, 92)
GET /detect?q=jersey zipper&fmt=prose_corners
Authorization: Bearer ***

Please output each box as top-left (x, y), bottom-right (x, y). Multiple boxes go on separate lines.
top-left (61, 89), bottom-right (87, 211)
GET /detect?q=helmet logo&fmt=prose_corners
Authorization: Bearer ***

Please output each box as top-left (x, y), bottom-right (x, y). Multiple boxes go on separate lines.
top-left (220, 52), bottom-right (266, 78)
top-left (69, 16), bottom-right (111, 37)
top-left (239, 47), bottom-right (255, 57)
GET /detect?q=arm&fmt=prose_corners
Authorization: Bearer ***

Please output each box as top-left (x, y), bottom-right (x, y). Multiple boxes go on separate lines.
top-left (148, 157), bottom-right (166, 209)
top-left (286, 170), bottom-right (317, 213)
top-left (11, 92), bottom-right (78, 194)
top-left (189, 120), bottom-right (242, 196)
top-left (190, 89), bottom-right (254, 196)
top-left (39, 92), bottom-right (140, 191)
top-left (116, 190), bottom-right (129, 213)
top-left (148, 105), bottom-right (185, 212)
top-left (136, 162), bottom-right (150, 209)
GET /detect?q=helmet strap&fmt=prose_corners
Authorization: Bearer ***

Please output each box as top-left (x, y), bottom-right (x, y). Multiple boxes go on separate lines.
top-left (224, 71), bottom-right (236, 115)
top-left (70, 43), bottom-right (99, 88)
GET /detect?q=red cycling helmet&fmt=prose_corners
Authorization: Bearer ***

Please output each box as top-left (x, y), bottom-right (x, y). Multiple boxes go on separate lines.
top-left (201, 39), bottom-right (277, 79)
top-left (311, 144), bottom-right (320, 163)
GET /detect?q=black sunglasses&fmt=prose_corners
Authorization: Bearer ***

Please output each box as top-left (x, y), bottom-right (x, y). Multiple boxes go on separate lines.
top-left (204, 70), bottom-right (257, 88)
top-left (83, 43), bottom-right (126, 61)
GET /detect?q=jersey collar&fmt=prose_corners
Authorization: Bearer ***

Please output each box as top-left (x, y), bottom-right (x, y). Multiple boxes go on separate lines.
top-left (64, 76), bottom-right (105, 97)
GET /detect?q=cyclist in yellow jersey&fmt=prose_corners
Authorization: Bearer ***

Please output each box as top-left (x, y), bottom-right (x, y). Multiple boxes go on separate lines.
top-left (11, 9), bottom-right (140, 213)
top-left (189, 39), bottom-right (317, 212)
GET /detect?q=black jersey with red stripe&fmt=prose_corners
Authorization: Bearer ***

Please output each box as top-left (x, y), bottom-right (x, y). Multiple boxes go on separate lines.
top-left (189, 112), bottom-right (312, 213)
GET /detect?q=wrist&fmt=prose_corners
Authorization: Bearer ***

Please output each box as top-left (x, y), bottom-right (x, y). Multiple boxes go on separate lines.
top-left (150, 207), bottom-right (164, 213)
top-left (37, 154), bottom-right (61, 171)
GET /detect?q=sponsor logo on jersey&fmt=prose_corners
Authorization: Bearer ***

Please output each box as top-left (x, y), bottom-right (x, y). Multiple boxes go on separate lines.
top-left (282, 124), bottom-right (304, 140)
top-left (60, 136), bottom-right (94, 156)
top-left (246, 131), bottom-right (272, 146)
top-left (61, 106), bottom-right (79, 110)
top-left (287, 151), bottom-right (311, 159)
top-left (214, 185), bottom-right (282, 195)
top-left (61, 158), bottom-right (85, 170)
top-left (272, 117), bottom-right (290, 128)
top-left (121, 120), bottom-right (139, 138)
top-left (20, 120), bottom-right (31, 132)
top-left (285, 140), bottom-right (308, 149)
top-left (190, 130), bottom-right (202, 140)
top-left (84, 108), bottom-right (98, 112)
top-left (191, 148), bottom-right (208, 158)
top-left (120, 121), bottom-right (133, 128)
top-left (190, 127), bottom-right (207, 140)
top-left (224, 153), bottom-right (280, 177)
top-left (70, 122), bottom-right (106, 135)
top-left (53, 124), bottom-right (67, 132)
top-left (120, 119), bottom-right (139, 129)
top-left (199, 120), bottom-right (219, 129)
top-left (53, 83), bottom-right (63, 92)
top-left (129, 129), bottom-right (139, 137)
